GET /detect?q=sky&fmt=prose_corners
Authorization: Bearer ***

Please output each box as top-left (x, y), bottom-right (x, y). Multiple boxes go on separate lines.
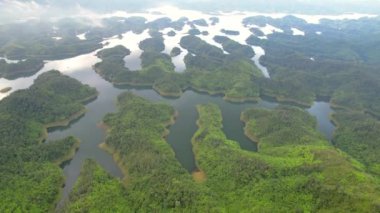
top-left (1, 0), bottom-right (380, 24)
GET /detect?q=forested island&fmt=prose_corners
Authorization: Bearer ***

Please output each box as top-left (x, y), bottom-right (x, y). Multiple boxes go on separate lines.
top-left (0, 71), bottom-right (97, 212)
top-left (94, 34), bottom-right (262, 101)
top-left (0, 58), bottom-right (44, 80)
top-left (65, 92), bottom-right (201, 211)
top-left (1, 5), bottom-right (380, 212)
top-left (63, 95), bottom-right (380, 212)
top-left (0, 87), bottom-right (11, 93)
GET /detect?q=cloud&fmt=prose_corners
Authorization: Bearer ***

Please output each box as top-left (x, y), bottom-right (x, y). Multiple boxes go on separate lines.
top-left (0, 0), bottom-right (103, 25)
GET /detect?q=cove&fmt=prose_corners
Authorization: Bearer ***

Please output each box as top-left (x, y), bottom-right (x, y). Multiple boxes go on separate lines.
top-left (47, 69), bottom-right (336, 208)
top-left (0, 28), bottom-right (336, 211)
top-left (2, 51), bottom-right (337, 208)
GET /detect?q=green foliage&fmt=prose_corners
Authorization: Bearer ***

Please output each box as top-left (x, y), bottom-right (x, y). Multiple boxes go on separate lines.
top-left (170, 47), bottom-right (181, 57)
top-left (0, 18), bottom-right (117, 60)
top-left (139, 37), bottom-right (165, 52)
top-left (241, 106), bottom-right (380, 212)
top-left (242, 106), bottom-right (327, 149)
top-left (0, 162), bottom-right (64, 213)
top-left (0, 136), bottom-right (80, 213)
top-left (213, 35), bottom-right (255, 58)
top-left (192, 104), bottom-right (380, 211)
top-left (153, 73), bottom-right (188, 97)
top-left (64, 159), bottom-right (131, 212)
top-left (244, 17), bottom-right (380, 112)
top-left (91, 92), bottom-right (207, 211)
top-left (179, 35), bottom-right (262, 101)
top-left (332, 111), bottom-right (380, 176)
top-left (66, 95), bottom-right (380, 212)
top-left (0, 70), bottom-right (97, 124)
top-left (0, 70), bottom-right (96, 212)
top-left (0, 58), bottom-right (44, 80)
top-left (96, 45), bottom-right (130, 62)
top-left (95, 35), bottom-right (263, 102)
top-left (331, 74), bottom-right (380, 116)
top-left (95, 41), bottom-right (186, 99)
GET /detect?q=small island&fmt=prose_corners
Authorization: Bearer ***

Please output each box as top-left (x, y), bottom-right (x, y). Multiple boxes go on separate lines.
top-left (221, 29), bottom-right (240, 36)
top-left (249, 27), bottom-right (265, 36)
top-left (167, 30), bottom-right (176, 37)
top-left (64, 92), bottom-right (199, 212)
top-left (0, 87), bottom-right (11, 93)
top-left (209, 17), bottom-right (219, 25)
top-left (0, 58), bottom-right (44, 80)
top-left (55, 94), bottom-right (380, 212)
top-left (188, 28), bottom-right (201, 35)
top-left (170, 46), bottom-right (182, 57)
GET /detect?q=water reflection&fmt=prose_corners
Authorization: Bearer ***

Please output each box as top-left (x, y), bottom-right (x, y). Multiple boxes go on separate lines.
top-left (307, 101), bottom-right (335, 141)
top-left (0, 9), bottom-right (343, 208)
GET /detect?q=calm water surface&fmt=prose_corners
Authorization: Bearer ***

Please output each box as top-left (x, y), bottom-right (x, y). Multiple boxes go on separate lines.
top-left (0, 15), bottom-right (337, 208)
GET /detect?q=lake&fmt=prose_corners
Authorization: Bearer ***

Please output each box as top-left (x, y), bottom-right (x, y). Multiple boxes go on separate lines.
top-left (0, 10), bottom-right (339, 208)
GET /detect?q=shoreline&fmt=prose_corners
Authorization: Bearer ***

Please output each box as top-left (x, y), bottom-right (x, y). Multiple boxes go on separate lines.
top-left (54, 138), bottom-right (81, 166)
top-left (39, 93), bottom-right (98, 143)
top-left (224, 95), bottom-right (260, 103)
top-left (39, 108), bottom-right (87, 143)
top-left (98, 142), bottom-right (130, 184)
top-left (190, 106), bottom-right (209, 183)
top-left (52, 138), bottom-right (81, 212)
top-left (0, 87), bottom-right (12, 93)
top-left (152, 84), bottom-right (182, 98)
top-left (92, 65), bottom-right (337, 109)
top-left (240, 113), bottom-right (261, 151)
top-left (98, 110), bottom-right (179, 184)
top-left (260, 93), bottom-right (313, 108)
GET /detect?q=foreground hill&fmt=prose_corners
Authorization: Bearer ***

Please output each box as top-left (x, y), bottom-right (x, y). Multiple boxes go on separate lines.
top-left (0, 71), bottom-right (97, 212)
top-left (65, 93), bottom-right (380, 212)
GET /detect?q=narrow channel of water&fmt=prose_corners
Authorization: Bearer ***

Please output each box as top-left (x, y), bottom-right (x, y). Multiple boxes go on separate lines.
top-left (1, 46), bottom-right (336, 208)
top-left (0, 14), bottom-right (337, 209)
top-left (162, 92), bottom-right (278, 172)
top-left (307, 101), bottom-right (335, 141)
top-left (47, 68), bottom-right (125, 206)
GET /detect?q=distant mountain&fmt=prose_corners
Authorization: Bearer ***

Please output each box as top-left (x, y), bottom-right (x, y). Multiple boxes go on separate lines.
top-left (6, 0), bottom-right (380, 14)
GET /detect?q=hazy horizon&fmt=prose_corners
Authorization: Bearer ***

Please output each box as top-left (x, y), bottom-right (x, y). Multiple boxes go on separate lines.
top-left (1, 0), bottom-right (380, 25)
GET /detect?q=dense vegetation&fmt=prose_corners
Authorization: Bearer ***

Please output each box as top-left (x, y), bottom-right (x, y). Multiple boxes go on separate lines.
top-left (195, 104), bottom-right (380, 211)
top-left (94, 40), bottom-right (186, 97)
top-left (0, 70), bottom-right (96, 212)
top-left (65, 92), bottom-right (208, 211)
top-left (0, 58), bottom-right (44, 79)
top-left (64, 159), bottom-right (130, 212)
top-left (0, 20), bottom-right (101, 61)
top-left (245, 16), bottom-right (380, 113)
top-left (93, 26), bottom-right (263, 101)
top-left (181, 35), bottom-right (262, 101)
top-left (332, 111), bottom-right (380, 176)
top-left (213, 35), bottom-right (255, 58)
top-left (66, 98), bottom-right (380, 212)
top-left (0, 71), bottom-right (97, 124)
top-left (170, 47), bottom-right (181, 57)
top-left (0, 136), bottom-right (79, 212)
top-left (2, 13), bottom-right (380, 212)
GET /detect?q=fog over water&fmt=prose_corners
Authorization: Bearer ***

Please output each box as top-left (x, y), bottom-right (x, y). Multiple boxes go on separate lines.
top-left (1, 5), bottom-right (377, 99)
